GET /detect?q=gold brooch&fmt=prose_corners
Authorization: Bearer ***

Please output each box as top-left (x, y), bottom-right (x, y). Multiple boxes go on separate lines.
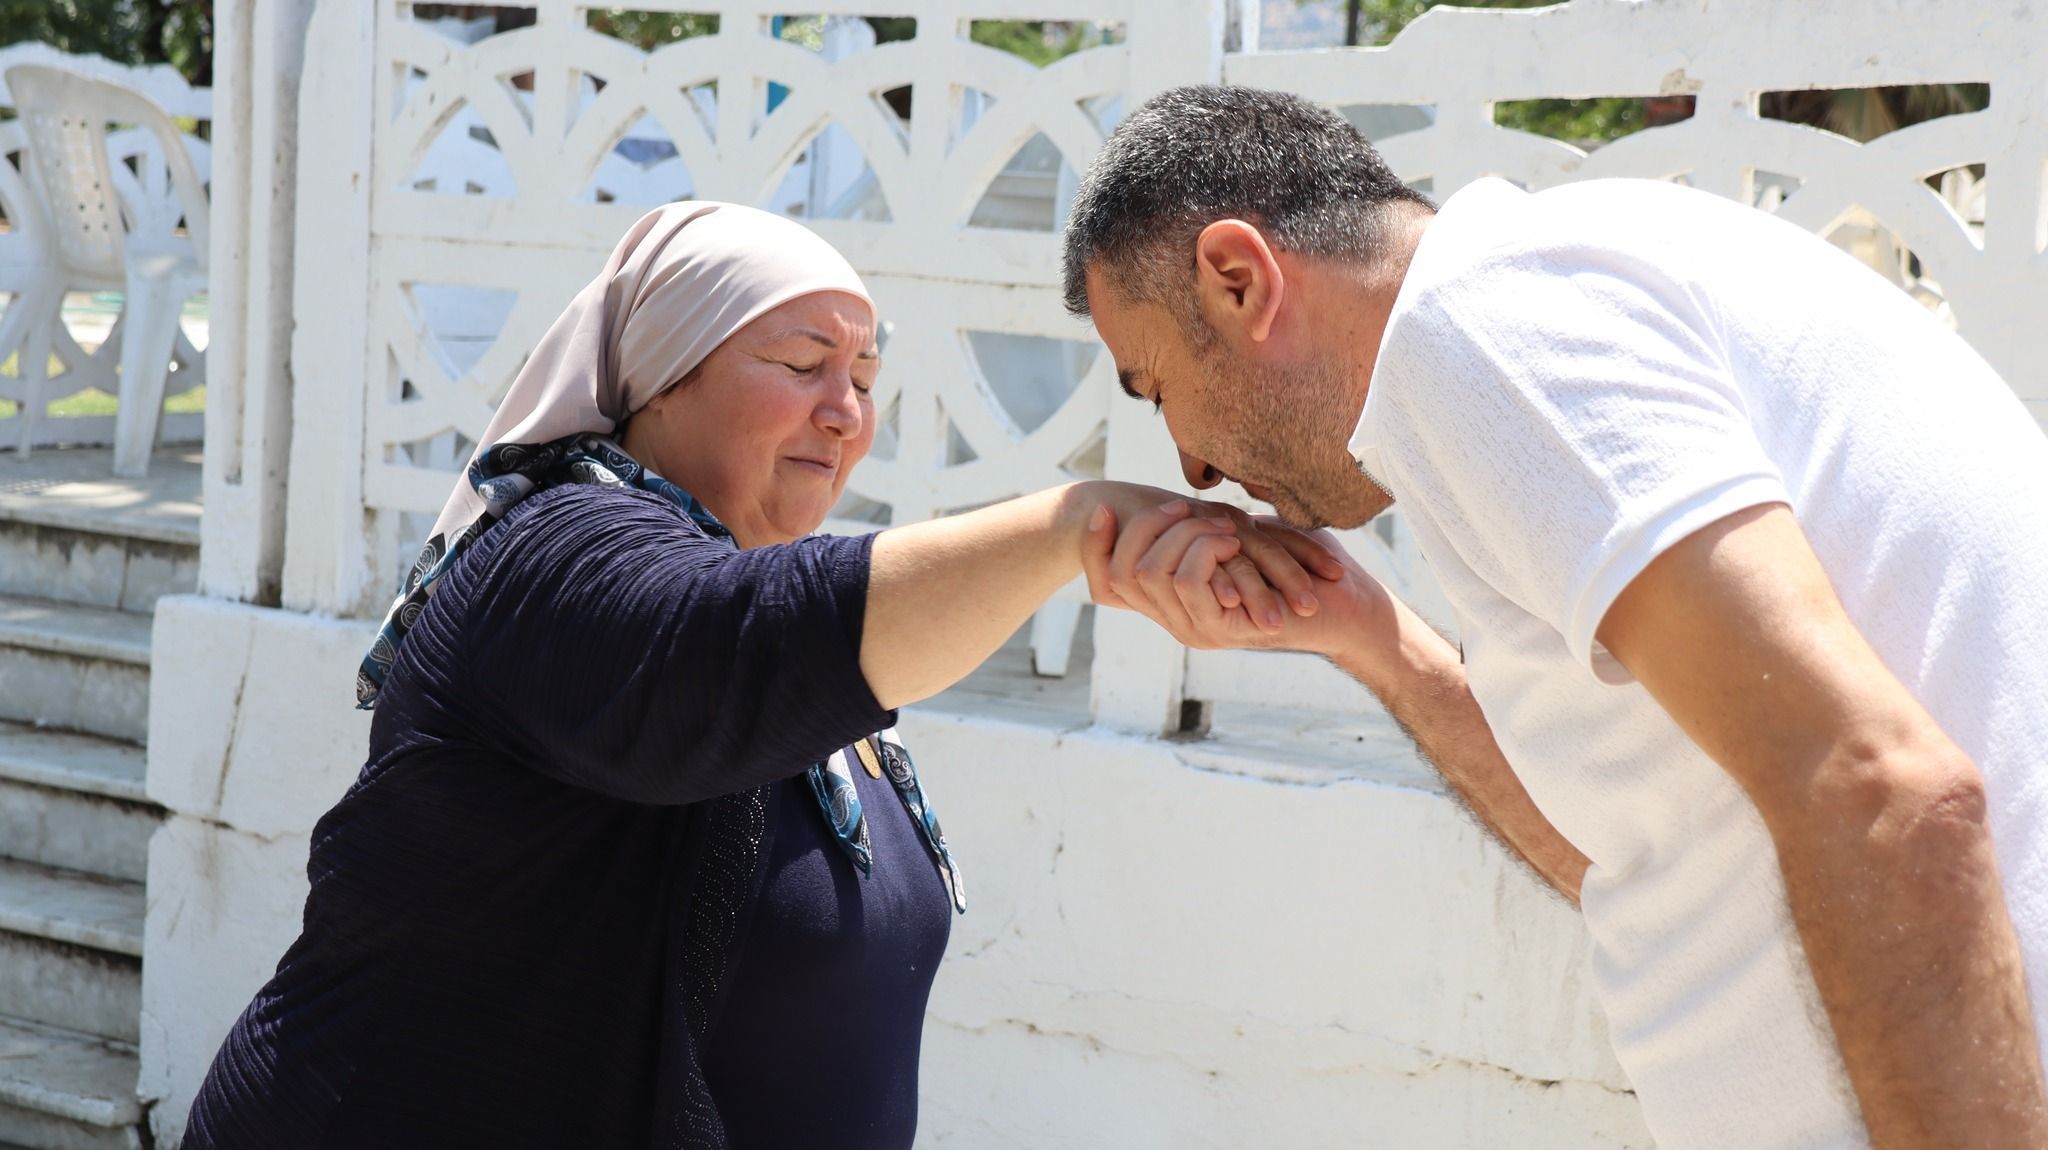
top-left (853, 738), bottom-right (884, 780)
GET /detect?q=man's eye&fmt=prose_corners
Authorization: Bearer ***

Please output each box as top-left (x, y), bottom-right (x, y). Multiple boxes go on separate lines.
top-left (784, 362), bottom-right (819, 375)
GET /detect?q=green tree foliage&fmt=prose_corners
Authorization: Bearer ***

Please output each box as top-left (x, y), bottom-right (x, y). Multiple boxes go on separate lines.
top-left (1759, 84), bottom-right (1989, 144)
top-left (2, 0), bottom-right (212, 86)
top-left (1320, 1), bottom-right (1988, 147)
top-left (582, 9), bottom-right (719, 50)
top-left (1345, 0), bottom-right (1551, 45)
top-left (964, 20), bottom-right (1099, 66)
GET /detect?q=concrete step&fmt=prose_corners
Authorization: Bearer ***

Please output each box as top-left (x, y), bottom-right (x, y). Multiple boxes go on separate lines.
top-left (0, 1016), bottom-right (140, 1150)
top-left (0, 725), bottom-right (146, 805)
top-left (0, 598), bottom-right (150, 744)
top-left (0, 519), bottom-right (197, 617)
top-left (0, 724), bottom-right (155, 883)
top-left (0, 861), bottom-right (141, 1044)
top-left (0, 449), bottom-right (199, 616)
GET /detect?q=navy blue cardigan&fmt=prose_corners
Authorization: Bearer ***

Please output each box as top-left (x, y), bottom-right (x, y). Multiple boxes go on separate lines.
top-left (182, 483), bottom-right (948, 1148)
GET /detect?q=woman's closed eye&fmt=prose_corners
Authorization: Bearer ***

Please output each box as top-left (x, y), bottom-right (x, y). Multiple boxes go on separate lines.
top-left (781, 357), bottom-right (877, 396)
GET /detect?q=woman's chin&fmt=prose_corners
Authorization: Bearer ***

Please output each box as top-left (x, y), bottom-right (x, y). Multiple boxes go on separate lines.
top-left (764, 508), bottom-right (836, 543)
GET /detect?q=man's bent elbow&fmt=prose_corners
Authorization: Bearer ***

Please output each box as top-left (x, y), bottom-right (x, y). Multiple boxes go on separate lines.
top-left (1917, 760), bottom-right (1991, 828)
top-left (1830, 745), bottom-right (1993, 859)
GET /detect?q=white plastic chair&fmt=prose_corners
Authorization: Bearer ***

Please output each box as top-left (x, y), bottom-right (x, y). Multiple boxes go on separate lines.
top-left (6, 64), bottom-right (208, 477)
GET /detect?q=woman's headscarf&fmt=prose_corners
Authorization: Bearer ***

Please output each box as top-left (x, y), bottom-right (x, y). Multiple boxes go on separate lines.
top-left (351, 203), bottom-right (965, 914)
top-left (359, 201), bottom-right (872, 708)
top-left (429, 201), bottom-right (873, 567)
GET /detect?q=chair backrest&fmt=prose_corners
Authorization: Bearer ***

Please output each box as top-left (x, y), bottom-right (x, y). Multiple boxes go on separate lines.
top-left (5, 64), bottom-right (209, 281)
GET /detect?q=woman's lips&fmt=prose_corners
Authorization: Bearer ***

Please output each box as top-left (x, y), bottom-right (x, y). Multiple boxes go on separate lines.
top-left (785, 456), bottom-right (837, 476)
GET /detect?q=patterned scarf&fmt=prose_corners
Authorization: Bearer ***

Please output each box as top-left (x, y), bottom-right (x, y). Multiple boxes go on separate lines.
top-left (357, 432), bottom-right (965, 913)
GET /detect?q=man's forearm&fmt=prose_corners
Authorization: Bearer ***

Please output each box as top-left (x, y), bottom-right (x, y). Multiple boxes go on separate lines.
top-left (1330, 596), bottom-right (1589, 903)
top-left (1596, 504), bottom-right (2046, 1145)
top-left (1772, 741), bottom-right (2045, 1147)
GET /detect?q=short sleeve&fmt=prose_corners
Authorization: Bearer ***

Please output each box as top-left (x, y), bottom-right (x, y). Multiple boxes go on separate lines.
top-left (1372, 246), bottom-right (1791, 672)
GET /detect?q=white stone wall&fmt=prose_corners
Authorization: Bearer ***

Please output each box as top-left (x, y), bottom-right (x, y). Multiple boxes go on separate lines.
top-left (905, 710), bottom-right (1645, 1148)
top-left (140, 597), bottom-right (373, 1139)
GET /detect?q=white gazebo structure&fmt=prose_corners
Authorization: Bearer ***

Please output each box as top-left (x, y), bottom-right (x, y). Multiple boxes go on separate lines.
top-left (0, 2), bottom-right (2042, 1146)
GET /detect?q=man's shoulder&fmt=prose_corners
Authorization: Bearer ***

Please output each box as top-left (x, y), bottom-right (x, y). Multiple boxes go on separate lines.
top-left (1417, 178), bottom-right (1772, 286)
top-left (1390, 180), bottom-right (1766, 349)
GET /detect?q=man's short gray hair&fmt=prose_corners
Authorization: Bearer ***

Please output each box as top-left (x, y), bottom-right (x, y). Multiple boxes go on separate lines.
top-left (1061, 85), bottom-right (1434, 320)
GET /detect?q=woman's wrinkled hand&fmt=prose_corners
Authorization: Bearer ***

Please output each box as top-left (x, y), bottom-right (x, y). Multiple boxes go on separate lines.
top-left (1078, 495), bottom-right (1368, 652)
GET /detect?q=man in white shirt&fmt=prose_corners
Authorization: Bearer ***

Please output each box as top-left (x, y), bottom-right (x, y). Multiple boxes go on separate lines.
top-left (1063, 84), bottom-right (2048, 1149)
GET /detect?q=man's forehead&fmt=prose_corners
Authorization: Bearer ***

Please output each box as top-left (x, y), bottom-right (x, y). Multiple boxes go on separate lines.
top-left (1115, 363), bottom-right (1147, 402)
top-left (1096, 317), bottom-right (1157, 401)
top-left (1082, 272), bottom-right (1169, 397)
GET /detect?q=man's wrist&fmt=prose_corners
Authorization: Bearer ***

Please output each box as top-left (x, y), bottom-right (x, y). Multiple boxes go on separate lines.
top-left (1321, 594), bottom-right (1456, 698)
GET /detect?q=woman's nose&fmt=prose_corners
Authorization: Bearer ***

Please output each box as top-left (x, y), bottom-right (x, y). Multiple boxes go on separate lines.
top-left (815, 374), bottom-right (864, 438)
top-left (1179, 450), bottom-right (1224, 489)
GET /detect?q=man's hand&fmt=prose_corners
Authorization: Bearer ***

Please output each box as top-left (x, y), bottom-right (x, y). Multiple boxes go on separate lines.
top-left (1079, 498), bottom-right (1361, 650)
top-left (1599, 503), bottom-right (2047, 1147)
top-left (1082, 498), bottom-right (1590, 902)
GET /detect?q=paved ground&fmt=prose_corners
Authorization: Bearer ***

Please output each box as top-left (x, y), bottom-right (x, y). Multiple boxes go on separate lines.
top-left (0, 448), bottom-right (201, 547)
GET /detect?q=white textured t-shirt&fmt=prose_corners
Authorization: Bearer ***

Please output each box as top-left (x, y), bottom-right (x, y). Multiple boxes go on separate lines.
top-left (1353, 177), bottom-right (2048, 1149)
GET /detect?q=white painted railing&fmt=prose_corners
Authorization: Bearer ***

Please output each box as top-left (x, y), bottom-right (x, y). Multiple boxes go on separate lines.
top-left (0, 43), bottom-right (211, 449)
top-left (281, 0), bottom-right (2048, 736)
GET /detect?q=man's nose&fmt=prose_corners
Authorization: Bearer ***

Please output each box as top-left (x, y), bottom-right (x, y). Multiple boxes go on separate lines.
top-left (1179, 450), bottom-right (1223, 490)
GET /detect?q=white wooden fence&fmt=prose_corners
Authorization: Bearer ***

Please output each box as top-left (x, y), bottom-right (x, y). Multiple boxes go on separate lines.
top-left (258, 0), bottom-right (2048, 735)
top-left (0, 42), bottom-right (211, 449)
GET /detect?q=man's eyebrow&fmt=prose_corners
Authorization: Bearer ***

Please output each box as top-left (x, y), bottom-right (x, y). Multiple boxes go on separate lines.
top-left (1117, 367), bottom-right (1145, 401)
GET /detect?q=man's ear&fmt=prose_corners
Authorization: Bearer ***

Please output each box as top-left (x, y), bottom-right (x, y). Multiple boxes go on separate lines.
top-left (1193, 219), bottom-right (1285, 344)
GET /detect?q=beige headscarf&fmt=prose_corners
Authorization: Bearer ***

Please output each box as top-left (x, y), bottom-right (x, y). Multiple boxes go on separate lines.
top-left (358, 202), bottom-right (872, 707)
top-left (426, 200), bottom-right (874, 548)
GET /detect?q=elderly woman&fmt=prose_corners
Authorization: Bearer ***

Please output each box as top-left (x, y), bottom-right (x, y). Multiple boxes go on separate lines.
top-left (182, 203), bottom-right (1327, 1149)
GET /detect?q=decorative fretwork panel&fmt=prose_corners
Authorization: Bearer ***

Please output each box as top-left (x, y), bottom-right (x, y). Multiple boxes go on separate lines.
top-left (309, 0), bottom-right (2048, 721)
top-left (361, 3), bottom-right (1129, 561)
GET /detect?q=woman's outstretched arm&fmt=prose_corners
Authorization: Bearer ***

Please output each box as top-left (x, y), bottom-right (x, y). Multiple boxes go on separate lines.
top-left (861, 481), bottom-right (1337, 709)
top-left (447, 483), bottom-right (1321, 805)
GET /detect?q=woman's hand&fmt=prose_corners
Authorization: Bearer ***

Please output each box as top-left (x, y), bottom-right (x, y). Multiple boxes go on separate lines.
top-left (1077, 492), bottom-right (1386, 654)
top-left (1067, 485), bottom-right (1337, 635)
top-left (864, 480), bottom-right (1367, 709)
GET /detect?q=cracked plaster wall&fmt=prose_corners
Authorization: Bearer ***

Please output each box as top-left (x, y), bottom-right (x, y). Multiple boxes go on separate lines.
top-left (140, 596), bottom-right (377, 1145)
top-left (899, 709), bottom-right (1650, 1147)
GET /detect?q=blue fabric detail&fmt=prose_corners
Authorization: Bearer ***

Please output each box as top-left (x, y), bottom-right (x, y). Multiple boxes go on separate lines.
top-left (806, 752), bottom-right (872, 876)
top-left (877, 737), bottom-right (968, 913)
